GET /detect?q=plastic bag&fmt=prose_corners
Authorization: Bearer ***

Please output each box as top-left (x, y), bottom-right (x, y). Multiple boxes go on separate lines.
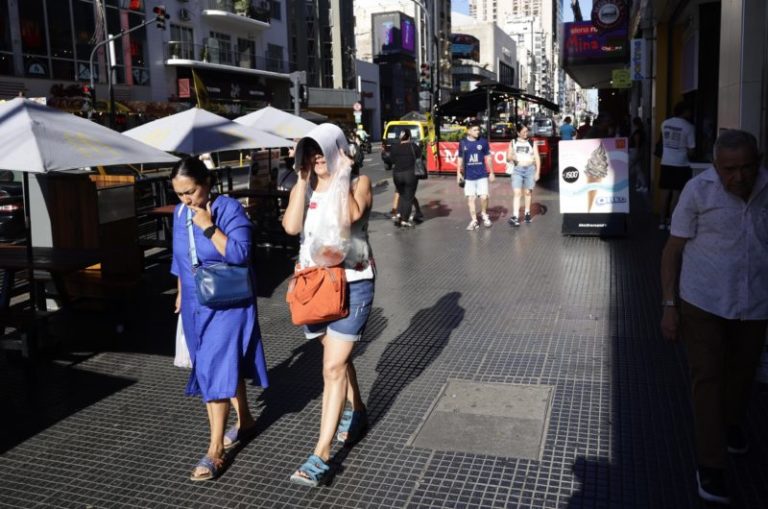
top-left (310, 155), bottom-right (351, 266)
top-left (298, 124), bottom-right (353, 267)
top-left (174, 315), bottom-right (192, 369)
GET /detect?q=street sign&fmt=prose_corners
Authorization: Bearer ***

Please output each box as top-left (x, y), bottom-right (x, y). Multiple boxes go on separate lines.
top-left (612, 68), bottom-right (632, 88)
top-left (353, 112), bottom-right (362, 123)
top-left (419, 91), bottom-right (431, 100)
top-left (419, 100), bottom-right (430, 110)
top-left (353, 101), bottom-right (362, 112)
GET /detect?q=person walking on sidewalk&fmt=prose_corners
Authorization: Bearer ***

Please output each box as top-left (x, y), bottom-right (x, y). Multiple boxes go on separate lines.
top-left (507, 123), bottom-right (541, 226)
top-left (658, 102), bottom-right (696, 229)
top-left (170, 157), bottom-right (269, 482)
top-left (388, 129), bottom-right (423, 227)
top-left (282, 124), bottom-right (375, 487)
top-left (660, 129), bottom-right (768, 506)
top-left (559, 116), bottom-right (577, 140)
top-left (457, 122), bottom-right (495, 230)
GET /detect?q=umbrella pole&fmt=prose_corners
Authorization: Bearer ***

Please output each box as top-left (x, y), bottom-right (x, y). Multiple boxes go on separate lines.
top-left (22, 172), bottom-right (37, 313)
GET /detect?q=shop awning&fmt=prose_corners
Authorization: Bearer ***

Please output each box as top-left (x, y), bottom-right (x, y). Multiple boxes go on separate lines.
top-left (437, 81), bottom-right (560, 117)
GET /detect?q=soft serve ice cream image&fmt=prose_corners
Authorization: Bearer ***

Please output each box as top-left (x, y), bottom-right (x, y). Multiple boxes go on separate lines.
top-left (558, 137), bottom-right (629, 214)
top-left (584, 142), bottom-right (610, 212)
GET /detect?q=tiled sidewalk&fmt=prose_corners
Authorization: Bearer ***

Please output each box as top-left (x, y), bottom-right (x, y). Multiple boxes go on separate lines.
top-left (1, 175), bottom-right (767, 508)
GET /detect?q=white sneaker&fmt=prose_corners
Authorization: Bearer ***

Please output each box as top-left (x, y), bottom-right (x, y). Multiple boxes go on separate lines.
top-left (481, 214), bottom-right (491, 227)
top-left (466, 220), bottom-right (479, 230)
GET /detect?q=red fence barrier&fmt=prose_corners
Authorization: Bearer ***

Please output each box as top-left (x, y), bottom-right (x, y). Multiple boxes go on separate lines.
top-left (427, 138), bottom-right (558, 177)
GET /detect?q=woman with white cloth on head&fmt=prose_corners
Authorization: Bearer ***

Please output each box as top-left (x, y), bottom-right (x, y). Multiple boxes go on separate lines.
top-left (282, 123), bottom-right (375, 487)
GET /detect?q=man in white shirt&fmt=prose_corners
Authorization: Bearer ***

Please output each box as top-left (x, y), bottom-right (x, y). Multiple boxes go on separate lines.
top-left (658, 102), bottom-right (696, 229)
top-left (660, 129), bottom-right (768, 506)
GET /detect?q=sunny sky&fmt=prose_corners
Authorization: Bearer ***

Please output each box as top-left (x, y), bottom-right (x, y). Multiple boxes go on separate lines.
top-left (451, 0), bottom-right (595, 22)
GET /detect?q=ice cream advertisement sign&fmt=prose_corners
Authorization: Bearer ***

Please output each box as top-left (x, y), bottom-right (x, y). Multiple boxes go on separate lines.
top-left (558, 138), bottom-right (629, 214)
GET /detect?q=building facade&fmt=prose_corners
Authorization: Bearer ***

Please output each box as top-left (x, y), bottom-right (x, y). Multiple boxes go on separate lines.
top-left (0, 0), bottom-right (293, 116)
top-left (450, 16), bottom-right (518, 93)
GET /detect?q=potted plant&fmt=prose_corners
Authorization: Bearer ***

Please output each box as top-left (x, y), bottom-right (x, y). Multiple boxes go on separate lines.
top-left (169, 42), bottom-right (181, 59)
top-left (234, 0), bottom-right (251, 16)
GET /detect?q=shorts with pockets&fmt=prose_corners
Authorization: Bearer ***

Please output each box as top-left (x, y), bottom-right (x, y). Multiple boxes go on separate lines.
top-left (512, 165), bottom-right (536, 190)
top-left (304, 279), bottom-right (374, 341)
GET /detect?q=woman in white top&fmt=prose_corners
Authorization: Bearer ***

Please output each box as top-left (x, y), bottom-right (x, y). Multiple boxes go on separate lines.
top-left (506, 123), bottom-right (541, 226)
top-left (282, 123), bottom-right (374, 487)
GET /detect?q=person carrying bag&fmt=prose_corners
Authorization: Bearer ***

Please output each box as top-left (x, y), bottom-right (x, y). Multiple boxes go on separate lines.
top-left (282, 123), bottom-right (375, 488)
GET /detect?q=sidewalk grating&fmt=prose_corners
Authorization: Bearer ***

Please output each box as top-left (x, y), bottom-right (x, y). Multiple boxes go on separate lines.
top-left (1, 174), bottom-right (767, 507)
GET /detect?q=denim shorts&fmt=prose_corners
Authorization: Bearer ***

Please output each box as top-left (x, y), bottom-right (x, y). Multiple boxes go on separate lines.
top-left (304, 279), bottom-right (375, 341)
top-left (512, 165), bottom-right (536, 190)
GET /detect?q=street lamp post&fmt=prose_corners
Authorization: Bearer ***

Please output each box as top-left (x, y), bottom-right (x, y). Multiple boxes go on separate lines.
top-left (88, 11), bottom-right (166, 125)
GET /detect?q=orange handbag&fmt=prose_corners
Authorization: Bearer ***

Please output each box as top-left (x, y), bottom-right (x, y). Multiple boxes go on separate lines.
top-left (286, 266), bottom-right (348, 325)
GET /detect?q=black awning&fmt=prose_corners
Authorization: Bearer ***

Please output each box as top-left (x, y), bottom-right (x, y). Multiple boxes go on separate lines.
top-left (437, 82), bottom-right (560, 117)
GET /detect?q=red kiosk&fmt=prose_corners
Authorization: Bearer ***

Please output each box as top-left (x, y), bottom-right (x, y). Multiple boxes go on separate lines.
top-left (428, 82), bottom-right (560, 176)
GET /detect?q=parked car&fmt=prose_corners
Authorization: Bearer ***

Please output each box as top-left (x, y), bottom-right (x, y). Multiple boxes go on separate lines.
top-left (381, 120), bottom-right (429, 170)
top-left (532, 117), bottom-right (556, 137)
top-left (490, 122), bottom-right (514, 140)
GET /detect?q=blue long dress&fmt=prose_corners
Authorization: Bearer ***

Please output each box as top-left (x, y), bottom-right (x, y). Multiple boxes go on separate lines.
top-left (171, 195), bottom-right (269, 401)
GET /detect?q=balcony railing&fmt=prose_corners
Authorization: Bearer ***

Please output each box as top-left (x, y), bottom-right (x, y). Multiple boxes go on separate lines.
top-left (203, 0), bottom-right (271, 24)
top-left (165, 41), bottom-right (288, 74)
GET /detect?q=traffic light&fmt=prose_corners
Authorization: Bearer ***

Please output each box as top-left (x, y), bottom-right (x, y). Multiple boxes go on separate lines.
top-left (419, 63), bottom-right (431, 91)
top-left (153, 5), bottom-right (168, 30)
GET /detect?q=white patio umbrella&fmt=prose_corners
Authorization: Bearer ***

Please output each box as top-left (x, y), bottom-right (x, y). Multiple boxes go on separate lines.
top-left (0, 97), bottom-right (180, 172)
top-left (123, 107), bottom-right (293, 154)
top-left (0, 97), bottom-right (181, 312)
top-left (234, 105), bottom-right (316, 139)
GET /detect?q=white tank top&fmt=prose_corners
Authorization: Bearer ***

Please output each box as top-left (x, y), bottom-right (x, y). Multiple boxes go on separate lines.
top-left (298, 179), bottom-right (375, 282)
top-left (510, 139), bottom-right (535, 167)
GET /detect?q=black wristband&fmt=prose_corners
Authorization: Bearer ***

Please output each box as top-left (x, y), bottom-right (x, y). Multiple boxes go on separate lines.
top-left (203, 225), bottom-right (217, 239)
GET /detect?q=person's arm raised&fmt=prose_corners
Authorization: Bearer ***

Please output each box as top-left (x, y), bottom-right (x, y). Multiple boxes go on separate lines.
top-left (282, 164), bottom-right (310, 235)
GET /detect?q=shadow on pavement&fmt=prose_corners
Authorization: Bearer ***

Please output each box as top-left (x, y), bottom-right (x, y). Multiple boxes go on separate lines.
top-left (248, 307), bottom-right (388, 442)
top-left (0, 356), bottom-right (135, 453)
top-left (328, 292), bottom-right (464, 477)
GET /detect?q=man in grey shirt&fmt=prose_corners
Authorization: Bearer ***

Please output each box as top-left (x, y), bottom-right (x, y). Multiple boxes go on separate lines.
top-left (660, 130), bottom-right (768, 505)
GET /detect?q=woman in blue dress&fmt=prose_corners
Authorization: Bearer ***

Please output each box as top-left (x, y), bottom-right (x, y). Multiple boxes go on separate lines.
top-left (170, 157), bottom-right (269, 482)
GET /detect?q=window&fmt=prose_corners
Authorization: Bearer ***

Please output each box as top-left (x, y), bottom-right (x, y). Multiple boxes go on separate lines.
top-left (270, 1), bottom-right (281, 21)
top-left (208, 32), bottom-right (232, 64)
top-left (0, 0), bottom-right (12, 54)
top-left (238, 38), bottom-right (255, 68)
top-left (46, 0), bottom-right (74, 59)
top-left (266, 43), bottom-right (283, 72)
top-left (170, 24), bottom-right (194, 59)
top-left (19, 0), bottom-right (48, 56)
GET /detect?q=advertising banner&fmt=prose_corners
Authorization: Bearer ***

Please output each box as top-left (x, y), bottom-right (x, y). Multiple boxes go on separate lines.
top-left (372, 12), bottom-right (416, 56)
top-left (562, 21), bottom-right (628, 65)
top-left (426, 140), bottom-right (556, 176)
top-left (558, 138), bottom-right (629, 214)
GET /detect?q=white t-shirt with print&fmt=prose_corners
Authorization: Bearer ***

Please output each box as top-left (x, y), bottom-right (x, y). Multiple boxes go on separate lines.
top-left (660, 116), bottom-right (695, 167)
top-left (509, 139), bottom-right (536, 167)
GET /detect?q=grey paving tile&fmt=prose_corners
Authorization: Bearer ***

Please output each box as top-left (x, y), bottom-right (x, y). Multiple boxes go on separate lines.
top-left (2, 176), bottom-right (767, 508)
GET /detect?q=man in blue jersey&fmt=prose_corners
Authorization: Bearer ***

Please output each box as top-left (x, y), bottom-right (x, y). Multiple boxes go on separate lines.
top-left (457, 122), bottom-right (495, 230)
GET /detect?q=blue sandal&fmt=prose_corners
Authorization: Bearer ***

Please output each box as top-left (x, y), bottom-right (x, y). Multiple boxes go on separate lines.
top-left (189, 455), bottom-right (224, 482)
top-left (336, 409), bottom-right (368, 445)
top-left (223, 424), bottom-right (256, 451)
top-left (289, 454), bottom-right (330, 487)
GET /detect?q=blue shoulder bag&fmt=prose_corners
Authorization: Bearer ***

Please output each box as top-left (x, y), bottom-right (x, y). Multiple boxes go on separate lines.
top-left (187, 207), bottom-right (253, 308)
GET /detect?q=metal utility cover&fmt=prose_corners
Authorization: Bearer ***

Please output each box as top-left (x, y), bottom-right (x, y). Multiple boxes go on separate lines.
top-left (409, 380), bottom-right (554, 460)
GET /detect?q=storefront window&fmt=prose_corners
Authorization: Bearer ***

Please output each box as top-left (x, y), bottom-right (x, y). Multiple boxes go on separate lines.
top-left (24, 55), bottom-right (49, 78)
top-left (47, 0), bottom-right (74, 59)
top-left (0, 0), bottom-right (12, 52)
top-left (0, 53), bottom-right (14, 76)
top-left (74, 0), bottom-right (97, 63)
top-left (19, 0), bottom-right (48, 56)
top-left (127, 12), bottom-right (147, 67)
top-left (52, 59), bottom-right (75, 80)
